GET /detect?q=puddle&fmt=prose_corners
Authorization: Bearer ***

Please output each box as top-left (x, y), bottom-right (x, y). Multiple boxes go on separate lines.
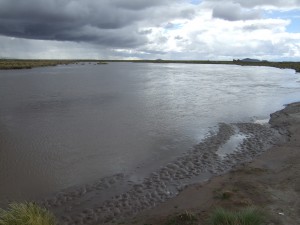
top-left (216, 132), bottom-right (247, 158)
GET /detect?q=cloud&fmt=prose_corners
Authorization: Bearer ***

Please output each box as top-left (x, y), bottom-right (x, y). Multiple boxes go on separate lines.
top-left (138, 12), bottom-right (300, 60)
top-left (212, 2), bottom-right (261, 21)
top-left (234, 0), bottom-right (300, 9)
top-left (0, 0), bottom-right (191, 48)
top-left (205, 0), bottom-right (300, 9)
top-left (0, 0), bottom-right (299, 60)
top-left (174, 35), bottom-right (184, 40)
top-left (0, 35), bottom-right (105, 59)
top-left (111, 0), bottom-right (170, 10)
top-left (138, 29), bottom-right (153, 35)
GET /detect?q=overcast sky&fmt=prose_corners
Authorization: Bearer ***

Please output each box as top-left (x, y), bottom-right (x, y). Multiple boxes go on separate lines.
top-left (0, 0), bottom-right (299, 60)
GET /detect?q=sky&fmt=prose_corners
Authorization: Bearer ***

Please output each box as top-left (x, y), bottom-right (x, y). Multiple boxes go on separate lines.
top-left (0, 0), bottom-right (299, 61)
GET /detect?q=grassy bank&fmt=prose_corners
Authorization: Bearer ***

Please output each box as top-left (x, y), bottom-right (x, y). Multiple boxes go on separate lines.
top-left (0, 202), bottom-right (56, 225)
top-left (162, 207), bottom-right (266, 225)
top-left (0, 203), bottom-right (265, 225)
top-left (0, 59), bottom-right (106, 70)
top-left (0, 60), bottom-right (78, 70)
top-left (129, 60), bottom-right (300, 73)
top-left (233, 60), bottom-right (300, 73)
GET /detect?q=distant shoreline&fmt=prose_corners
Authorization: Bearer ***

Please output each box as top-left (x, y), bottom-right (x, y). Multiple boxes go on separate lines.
top-left (0, 59), bottom-right (299, 73)
top-left (0, 60), bottom-right (107, 70)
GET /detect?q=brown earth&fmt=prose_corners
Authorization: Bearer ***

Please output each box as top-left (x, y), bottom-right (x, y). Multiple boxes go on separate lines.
top-left (119, 102), bottom-right (300, 225)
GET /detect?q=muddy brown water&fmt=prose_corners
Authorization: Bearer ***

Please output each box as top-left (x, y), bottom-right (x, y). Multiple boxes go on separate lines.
top-left (0, 63), bottom-right (299, 210)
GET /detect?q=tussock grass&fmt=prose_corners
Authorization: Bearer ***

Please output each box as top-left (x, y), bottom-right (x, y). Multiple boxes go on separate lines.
top-left (0, 202), bottom-right (56, 225)
top-left (209, 207), bottom-right (265, 225)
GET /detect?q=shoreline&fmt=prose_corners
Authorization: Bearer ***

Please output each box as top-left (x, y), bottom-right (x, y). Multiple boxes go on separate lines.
top-left (0, 59), bottom-right (299, 73)
top-left (1, 101), bottom-right (298, 225)
top-left (38, 103), bottom-right (299, 225)
top-left (1, 102), bottom-right (298, 224)
top-left (0, 60), bottom-right (105, 70)
top-left (121, 102), bottom-right (300, 225)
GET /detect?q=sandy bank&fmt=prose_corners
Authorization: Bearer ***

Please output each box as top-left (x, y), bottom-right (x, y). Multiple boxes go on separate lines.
top-left (121, 102), bottom-right (300, 225)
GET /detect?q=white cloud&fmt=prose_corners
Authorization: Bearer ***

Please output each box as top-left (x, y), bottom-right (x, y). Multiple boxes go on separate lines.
top-left (138, 7), bottom-right (300, 60)
top-left (205, 0), bottom-right (300, 10)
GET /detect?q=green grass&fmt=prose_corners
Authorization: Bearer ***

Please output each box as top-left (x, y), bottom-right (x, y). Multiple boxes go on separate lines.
top-left (0, 59), bottom-right (76, 70)
top-left (0, 202), bottom-right (56, 225)
top-left (209, 207), bottom-right (265, 225)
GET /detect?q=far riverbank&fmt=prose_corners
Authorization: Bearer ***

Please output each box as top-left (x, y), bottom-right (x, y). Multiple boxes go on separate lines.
top-left (0, 59), bottom-right (299, 72)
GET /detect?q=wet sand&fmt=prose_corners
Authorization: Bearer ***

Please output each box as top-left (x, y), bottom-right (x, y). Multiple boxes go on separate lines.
top-left (121, 102), bottom-right (300, 225)
top-left (37, 102), bottom-right (300, 225)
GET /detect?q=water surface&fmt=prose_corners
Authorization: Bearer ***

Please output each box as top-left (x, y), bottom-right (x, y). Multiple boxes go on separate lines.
top-left (0, 63), bottom-right (299, 203)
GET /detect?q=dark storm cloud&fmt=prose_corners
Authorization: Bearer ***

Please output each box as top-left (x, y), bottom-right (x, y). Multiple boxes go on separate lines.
top-left (138, 29), bottom-right (153, 35)
top-left (111, 0), bottom-right (170, 10)
top-left (0, 0), bottom-right (184, 48)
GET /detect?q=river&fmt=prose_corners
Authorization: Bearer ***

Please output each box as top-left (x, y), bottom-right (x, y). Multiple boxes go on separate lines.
top-left (0, 62), bottom-right (299, 205)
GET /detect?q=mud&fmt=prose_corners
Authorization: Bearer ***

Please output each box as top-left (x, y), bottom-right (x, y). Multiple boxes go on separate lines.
top-left (36, 121), bottom-right (286, 225)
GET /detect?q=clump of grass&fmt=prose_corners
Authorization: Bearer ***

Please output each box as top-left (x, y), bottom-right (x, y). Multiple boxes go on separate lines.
top-left (165, 211), bottom-right (198, 225)
top-left (0, 202), bottom-right (56, 225)
top-left (209, 207), bottom-right (265, 225)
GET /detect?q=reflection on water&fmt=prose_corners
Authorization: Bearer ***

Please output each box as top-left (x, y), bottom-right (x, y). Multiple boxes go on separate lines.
top-left (0, 63), bottom-right (299, 203)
